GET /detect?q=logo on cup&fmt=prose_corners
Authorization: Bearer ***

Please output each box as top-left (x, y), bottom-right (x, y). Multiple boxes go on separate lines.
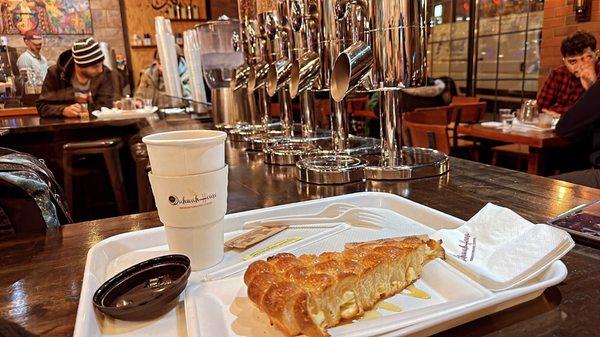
top-left (167, 193), bottom-right (217, 209)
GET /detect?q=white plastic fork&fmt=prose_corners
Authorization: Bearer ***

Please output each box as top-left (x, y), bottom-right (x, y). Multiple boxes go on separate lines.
top-left (243, 202), bottom-right (356, 228)
top-left (253, 208), bottom-right (386, 229)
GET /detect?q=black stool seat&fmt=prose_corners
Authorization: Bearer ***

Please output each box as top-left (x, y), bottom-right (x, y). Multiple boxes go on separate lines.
top-left (63, 138), bottom-right (129, 217)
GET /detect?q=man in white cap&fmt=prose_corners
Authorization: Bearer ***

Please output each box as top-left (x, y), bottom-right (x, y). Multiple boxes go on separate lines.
top-left (36, 37), bottom-right (114, 118)
top-left (17, 30), bottom-right (48, 82)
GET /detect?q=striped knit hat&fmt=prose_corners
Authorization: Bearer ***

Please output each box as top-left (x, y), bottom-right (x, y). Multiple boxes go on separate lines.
top-left (72, 37), bottom-right (104, 67)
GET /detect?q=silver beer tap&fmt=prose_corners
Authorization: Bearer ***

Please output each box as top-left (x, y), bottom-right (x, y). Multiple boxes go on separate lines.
top-left (294, 0), bottom-right (376, 184)
top-left (262, 0), bottom-right (321, 166)
top-left (264, 0), bottom-right (295, 139)
top-left (362, 0), bottom-right (449, 180)
top-left (289, 0), bottom-right (320, 139)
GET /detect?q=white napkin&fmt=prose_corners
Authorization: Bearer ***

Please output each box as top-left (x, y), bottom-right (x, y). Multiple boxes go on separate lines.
top-left (432, 203), bottom-right (574, 291)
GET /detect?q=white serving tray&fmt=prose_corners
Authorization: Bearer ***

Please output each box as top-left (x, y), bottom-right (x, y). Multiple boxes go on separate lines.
top-left (73, 192), bottom-right (568, 337)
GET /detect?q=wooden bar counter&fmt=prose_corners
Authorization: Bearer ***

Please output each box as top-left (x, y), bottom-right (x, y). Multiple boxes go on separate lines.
top-left (1, 140), bottom-right (599, 336)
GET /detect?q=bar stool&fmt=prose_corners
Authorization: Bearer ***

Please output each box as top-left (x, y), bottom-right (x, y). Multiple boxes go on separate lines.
top-left (62, 138), bottom-right (129, 216)
top-left (130, 143), bottom-right (154, 212)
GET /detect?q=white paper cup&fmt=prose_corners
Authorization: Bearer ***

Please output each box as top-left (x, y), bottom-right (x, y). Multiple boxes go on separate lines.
top-left (148, 165), bottom-right (228, 228)
top-left (164, 218), bottom-right (224, 270)
top-left (142, 130), bottom-right (227, 176)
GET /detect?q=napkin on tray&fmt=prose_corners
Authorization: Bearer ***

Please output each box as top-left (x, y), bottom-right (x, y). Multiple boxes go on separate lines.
top-left (432, 203), bottom-right (574, 291)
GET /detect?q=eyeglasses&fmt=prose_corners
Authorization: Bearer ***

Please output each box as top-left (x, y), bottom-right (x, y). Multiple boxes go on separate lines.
top-left (564, 50), bottom-right (598, 66)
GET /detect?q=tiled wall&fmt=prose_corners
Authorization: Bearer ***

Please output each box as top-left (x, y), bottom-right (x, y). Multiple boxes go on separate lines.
top-left (539, 0), bottom-right (600, 89)
top-left (5, 0), bottom-right (126, 66)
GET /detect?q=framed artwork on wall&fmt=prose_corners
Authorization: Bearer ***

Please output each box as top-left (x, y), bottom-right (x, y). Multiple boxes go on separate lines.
top-left (0, 0), bottom-right (93, 35)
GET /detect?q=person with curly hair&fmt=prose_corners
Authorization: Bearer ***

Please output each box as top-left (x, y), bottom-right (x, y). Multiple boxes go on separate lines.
top-left (537, 31), bottom-right (598, 118)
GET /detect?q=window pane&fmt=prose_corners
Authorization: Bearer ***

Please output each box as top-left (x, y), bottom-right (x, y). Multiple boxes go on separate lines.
top-left (523, 80), bottom-right (539, 94)
top-left (525, 30), bottom-right (542, 80)
top-left (451, 39), bottom-right (468, 60)
top-left (497, 80), bottom-right (524, 92)
top-left (476, 79), bottom-right (496, 92)
top-left (498, 32), bottom-right (526, 79)
top-left (431, 23), bottom-right (452, 42)
top-left (479, 16), bottom-right (500, 36)
top-left (429, 41), bottom-right (451, 77)
top-left (528, 9), bottom-right (544, 29)
top-left (450, 61), bottom-right (468, 80)
top-left (501, 12), bottom-right (528, 33)
top-left (451, 21), bottom-right (469, 39)
top-left (477, 35), bottom-right (499, 81)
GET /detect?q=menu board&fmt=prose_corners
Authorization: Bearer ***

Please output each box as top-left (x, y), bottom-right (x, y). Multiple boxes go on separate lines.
top-left (0, 0), bottom-right (93, 35)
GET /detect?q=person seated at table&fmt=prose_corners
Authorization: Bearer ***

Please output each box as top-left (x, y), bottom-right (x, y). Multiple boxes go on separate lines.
top-left (552, 81), bottom-right (600, 188)
top-left (537, 31), bottom-right (599, 118)
top-left (134, 47), bottom-right (191, 106)
top-left (16, 30), bottom-right (48, 83)
top-left (36, 37), bottom-right (114, 118)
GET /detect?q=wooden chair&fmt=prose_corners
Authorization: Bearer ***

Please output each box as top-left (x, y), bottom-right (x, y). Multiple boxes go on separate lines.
top-left (451, 95), bottom-right (480, 104)
top-left (409, 106), bottom-right (453, 125)
top-left (403, 108), bottom-right (452, 154)
top-left (448, 102), bottom-right (486, 160)
top-left (403, 106), bottom-right (480, 160)
top-left (450, 101), bottom-right (486, 125)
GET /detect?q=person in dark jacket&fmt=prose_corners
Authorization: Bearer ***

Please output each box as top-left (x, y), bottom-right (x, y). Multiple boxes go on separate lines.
top-left (36, 37), bottom-right (114, 118)
top-left (552, 81), bottom-right (600, 188)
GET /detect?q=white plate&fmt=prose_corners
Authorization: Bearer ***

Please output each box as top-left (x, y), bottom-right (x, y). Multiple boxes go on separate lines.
top-left (480, 121), bottom-right (502, 128)
top-left (92, 107), bottom-right (158, 119)
top-left (161, 107), bottom-right (186, 114)
top-left (73, 192), bottom-right (568, 337)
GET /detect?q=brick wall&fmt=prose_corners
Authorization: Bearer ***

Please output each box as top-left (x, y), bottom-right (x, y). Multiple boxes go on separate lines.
top-left (539, 0), bottom-right (600, 89)
top-left (6, 0), bottom-right (126, 66)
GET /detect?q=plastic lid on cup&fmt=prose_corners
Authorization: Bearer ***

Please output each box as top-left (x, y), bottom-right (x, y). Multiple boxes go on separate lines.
top-left (92, 254), bottom-right (191, 320)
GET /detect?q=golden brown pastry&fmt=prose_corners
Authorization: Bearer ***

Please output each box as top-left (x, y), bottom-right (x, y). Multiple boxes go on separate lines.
top-left (243, 235), bottom-right (445, 337)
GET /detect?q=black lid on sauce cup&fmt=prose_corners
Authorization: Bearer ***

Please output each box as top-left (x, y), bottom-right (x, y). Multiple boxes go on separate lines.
top-left (93, 254), bottom-right (191, 321)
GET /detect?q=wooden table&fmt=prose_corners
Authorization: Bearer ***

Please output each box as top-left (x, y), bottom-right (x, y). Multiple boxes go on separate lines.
top-left (1, 142), bottom-right (599, 336)
top-left (0, 114), bottom-right (155, 134)
top-left (0, 114), bottom-right (210, 220)
top-left (457, 123), bottom-right (569, 175)
top-left (0, 106), bottom-right (37, 118)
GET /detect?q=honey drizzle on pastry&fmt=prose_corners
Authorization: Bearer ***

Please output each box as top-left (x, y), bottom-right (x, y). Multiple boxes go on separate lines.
top-left (404, 284), bottom-right (430, 299)
top-left (359, 310), bottom-right (383, 321)
top-left (375, 301), bottom-right (402, 312)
